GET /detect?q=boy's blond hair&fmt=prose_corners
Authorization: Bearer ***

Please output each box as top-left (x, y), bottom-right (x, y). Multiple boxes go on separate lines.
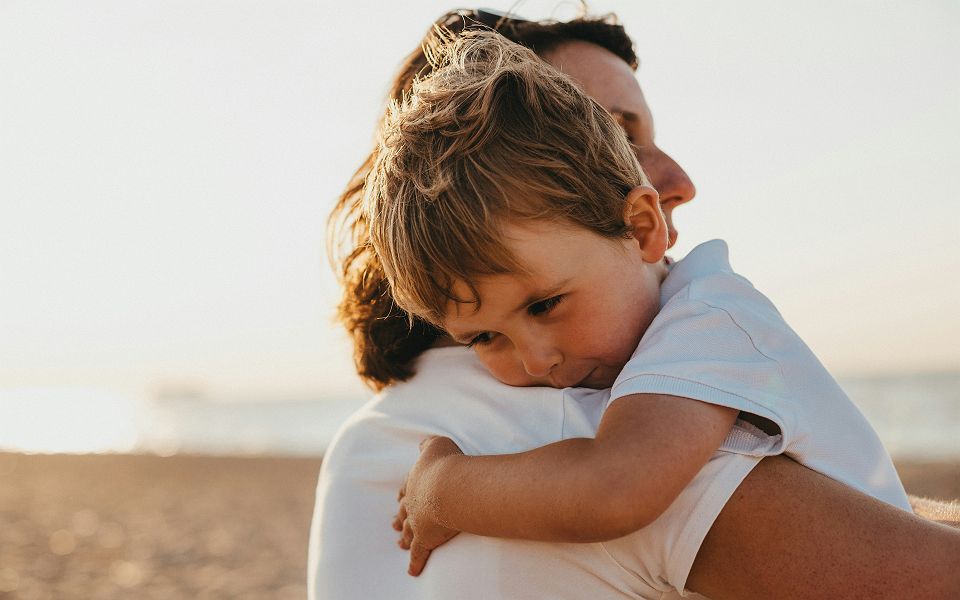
top-left (365, 30), bottom-right (648, 327)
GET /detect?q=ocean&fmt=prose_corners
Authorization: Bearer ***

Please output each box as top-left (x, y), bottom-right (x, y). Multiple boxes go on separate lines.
top-left (2, 372), bottom-right (958, 459)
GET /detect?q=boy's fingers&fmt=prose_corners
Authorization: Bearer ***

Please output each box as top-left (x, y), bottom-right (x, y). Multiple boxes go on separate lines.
top-left (408, 543), bottom-right (432, 576)
top-left (392, 503), bottom-right (407, 531)
top-left (401, 520), bottom-right (414, 548)
top-left (392, 504), bottom-right (407, 530)
top-left (397, 484), bottom-right (406, 502)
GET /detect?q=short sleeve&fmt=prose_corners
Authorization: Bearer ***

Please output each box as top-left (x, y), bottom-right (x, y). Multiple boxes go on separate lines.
top-left (610, 289), bottom-right (795, 447)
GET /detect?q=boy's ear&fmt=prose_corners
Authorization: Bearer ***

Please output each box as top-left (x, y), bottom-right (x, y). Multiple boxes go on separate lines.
top-left (623, 185), bottom-right (668, 263)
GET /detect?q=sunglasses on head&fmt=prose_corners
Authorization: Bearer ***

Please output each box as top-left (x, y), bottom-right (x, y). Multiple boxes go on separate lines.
top-left (438, 8), bottom-right (530, 34)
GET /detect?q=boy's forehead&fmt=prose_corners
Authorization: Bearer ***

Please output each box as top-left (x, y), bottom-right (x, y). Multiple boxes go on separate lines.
top-left (495, 220), bottom-right (590, 278)
top-left (444, 271), bottom-right (550, 314)
top-left (443, 221), bottom-right (573, 299)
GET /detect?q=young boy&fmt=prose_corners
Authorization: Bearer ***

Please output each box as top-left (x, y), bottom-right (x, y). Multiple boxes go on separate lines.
top-left (364, 31), bottom-right (911, 576)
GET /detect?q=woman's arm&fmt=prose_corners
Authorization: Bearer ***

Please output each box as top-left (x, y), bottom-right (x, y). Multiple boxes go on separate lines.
top-left (909, 495), bottom-right (960, 528)
top-left (687, 455), bottom-right (960, 600)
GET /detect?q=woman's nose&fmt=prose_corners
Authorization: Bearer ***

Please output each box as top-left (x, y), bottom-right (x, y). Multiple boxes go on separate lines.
top-left (645, 148), bottom-right (695, 248)
top-left (651, 149), bottom-right (696, 207)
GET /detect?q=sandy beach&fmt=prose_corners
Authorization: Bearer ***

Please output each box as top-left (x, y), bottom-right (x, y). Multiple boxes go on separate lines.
top-left (0, 452), bottom-right (957, 599)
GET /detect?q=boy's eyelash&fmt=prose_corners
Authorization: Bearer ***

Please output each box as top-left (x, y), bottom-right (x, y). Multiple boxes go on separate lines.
top-left (466, 332), bottom-right (494, 348)
top-left (466, 295), bottom-right (564, 348)
top-left (527, 294), bottom-right (564, 316)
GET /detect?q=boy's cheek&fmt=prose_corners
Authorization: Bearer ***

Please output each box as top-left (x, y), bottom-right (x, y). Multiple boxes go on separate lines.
top-left (478, 352), bottom-right (546, 387)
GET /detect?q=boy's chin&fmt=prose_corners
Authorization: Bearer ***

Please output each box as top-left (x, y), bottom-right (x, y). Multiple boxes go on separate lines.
top-left (574, 367), bottom-right (617, 389)
top-left (553, 366), bottom-right (616, 390)
top-left (494, 366), bottom-right (617, 390)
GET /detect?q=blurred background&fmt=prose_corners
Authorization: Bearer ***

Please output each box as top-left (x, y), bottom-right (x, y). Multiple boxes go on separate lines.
top-left (1, 1), bottom-right (958, 598)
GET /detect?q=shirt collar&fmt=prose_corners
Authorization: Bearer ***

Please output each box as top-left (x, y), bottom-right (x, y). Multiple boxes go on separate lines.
top-left (661, 239), bottom-right (733, 305)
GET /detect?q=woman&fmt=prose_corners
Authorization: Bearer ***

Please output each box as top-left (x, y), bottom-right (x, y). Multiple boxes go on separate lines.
top-left (310, 10), bottom-right (960, 599)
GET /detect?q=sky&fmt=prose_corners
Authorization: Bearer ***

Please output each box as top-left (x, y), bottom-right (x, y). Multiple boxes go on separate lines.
top-left (1, 0), bottom-right (958, 405)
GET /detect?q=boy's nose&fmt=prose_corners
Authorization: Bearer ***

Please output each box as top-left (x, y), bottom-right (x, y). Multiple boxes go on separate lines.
top-left (518, 344), bottom-right (561, 379)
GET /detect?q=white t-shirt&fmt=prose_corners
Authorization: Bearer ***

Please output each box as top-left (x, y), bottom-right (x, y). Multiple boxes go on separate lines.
top-left (611, 239), bottom-right (911, 510)
top-left (308, 347), bottom-right (762, 599)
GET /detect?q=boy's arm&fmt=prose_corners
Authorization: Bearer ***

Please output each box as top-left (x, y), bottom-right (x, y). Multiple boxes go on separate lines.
top-left (403, 394), bottom-right (737, 544)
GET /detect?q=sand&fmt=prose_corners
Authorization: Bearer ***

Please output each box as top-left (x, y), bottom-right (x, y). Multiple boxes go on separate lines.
top-left (0, 453), bottom-right (320, 600)
top-left (0, 452), bottom-right (957, 599)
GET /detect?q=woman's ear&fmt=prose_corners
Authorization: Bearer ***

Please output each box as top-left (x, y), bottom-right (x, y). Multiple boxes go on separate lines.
top-left (623, 185), bottom-right (668, 263)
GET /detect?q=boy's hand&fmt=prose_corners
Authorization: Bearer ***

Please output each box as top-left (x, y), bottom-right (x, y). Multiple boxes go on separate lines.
top-left (392, 436), bottom-right (464, 576)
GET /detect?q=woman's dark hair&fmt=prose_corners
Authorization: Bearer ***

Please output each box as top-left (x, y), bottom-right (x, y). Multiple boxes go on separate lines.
top-left (328, 9), bottom-right (638, 390)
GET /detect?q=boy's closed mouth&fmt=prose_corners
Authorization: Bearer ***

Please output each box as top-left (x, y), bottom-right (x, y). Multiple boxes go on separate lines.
top-left (566, 367), bottom-right (599, 389)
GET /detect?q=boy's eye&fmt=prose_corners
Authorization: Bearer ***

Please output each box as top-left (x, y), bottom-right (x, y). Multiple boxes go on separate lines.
top-left (527, 295), bottom-right (564, 317)
top-left (466, 332), bottom-right (495, 348)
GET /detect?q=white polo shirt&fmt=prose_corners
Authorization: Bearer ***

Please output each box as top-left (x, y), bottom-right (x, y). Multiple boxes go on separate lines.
top-left (611, 239), bottom-right (910, 511)
top-left (309, 346), bottom-right (762, 599)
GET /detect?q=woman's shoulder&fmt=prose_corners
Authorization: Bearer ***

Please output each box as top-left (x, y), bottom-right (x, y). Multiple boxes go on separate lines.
top-left (323, 347), bottom-right (500, 452)
top-left (389, 345), bottom-right (488, 390)
top-left (326, 346), bottom-right (566, 460)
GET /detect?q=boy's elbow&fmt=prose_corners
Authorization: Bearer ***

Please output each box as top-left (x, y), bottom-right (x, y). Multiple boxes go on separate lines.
top-left (598, 492), bottom-right (664, 539)
top-left (573, 477), bottom-right (669, 542)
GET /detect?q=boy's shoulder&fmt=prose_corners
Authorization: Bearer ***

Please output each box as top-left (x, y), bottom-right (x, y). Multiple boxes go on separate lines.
top-left (627, 240), bottom-right (795, 380)
top-left (661, 239), bottom-right (733, 302)
top-left (661, 240), bottom-right (782, 323)
top-left (613, 240), bottom-right (799, 438)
